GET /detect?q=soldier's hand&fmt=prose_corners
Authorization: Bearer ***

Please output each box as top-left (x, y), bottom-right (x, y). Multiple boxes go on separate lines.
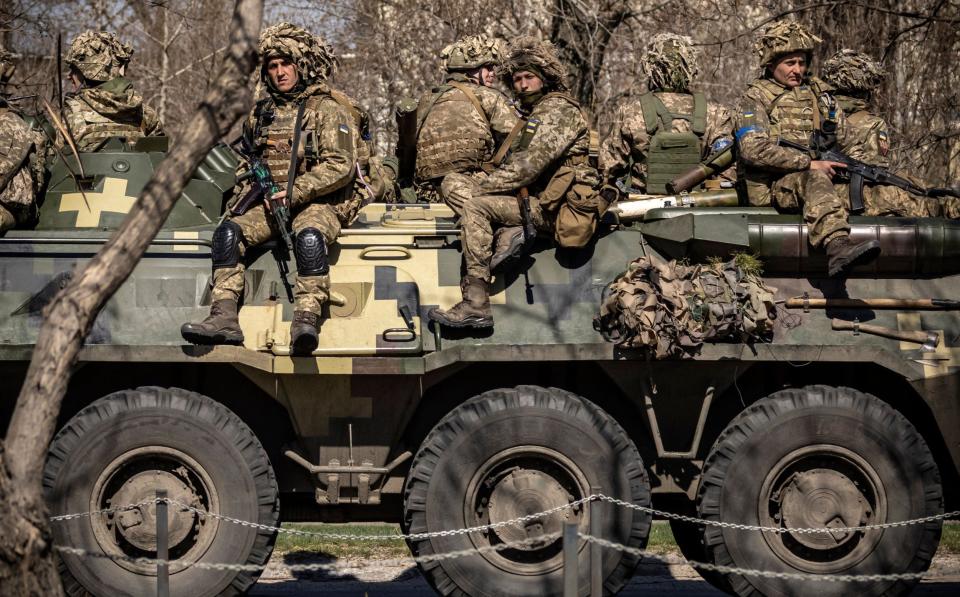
top-left (810, 160), bottom-right (847, 177)
top-left (265, 190), bottom-right (288, 212)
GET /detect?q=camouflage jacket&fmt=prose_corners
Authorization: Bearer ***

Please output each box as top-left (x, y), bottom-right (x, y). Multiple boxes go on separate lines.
top-left (474, 93), bottom-right (595, 196)
top-left (244, 82), bottom-right (360, 218)
top-left (735, 77), bottom-right (849, 204)
top-left (0, 104), bottom-right (44, 222)
top-left (61, 77), bottom-right (163, 151)
top-left (835, 94), bottom-right (890, 168)
top-left (415, 74), bottom-right (519, 181)
top-left (600, 91), bottom-right (732, 191)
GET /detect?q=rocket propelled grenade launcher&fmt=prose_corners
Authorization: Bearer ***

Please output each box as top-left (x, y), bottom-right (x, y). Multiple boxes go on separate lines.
top-left (610, 189), bottom-right (739, 222)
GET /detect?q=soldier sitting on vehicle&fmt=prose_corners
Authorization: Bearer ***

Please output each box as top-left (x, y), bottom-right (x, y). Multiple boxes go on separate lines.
top-left (181, 23), bottom-right (365, 355)
top-left (601, 33), bottom-right (733, 195)
top-left (734, 21), bottom-right (883, 277)
top-left (430, 37), bottom-right (606, 329)
top-left (820, 49), bottom-right (960, 219)
top-left (0, 46), bottom-right (45, 234)
top-left (61, 31), bottom-right (163, 151)
top-left (415, 34), bottom-right (519, 211)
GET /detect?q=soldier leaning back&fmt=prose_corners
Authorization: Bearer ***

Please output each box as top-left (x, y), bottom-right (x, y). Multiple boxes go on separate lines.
top-left (415, 34), bottom-right (519, 210)
top-left (62, 31), bottom-right (163, 151)
top-left (182, 23), bottom-right (364, 355)
top-left (734, 21), bottom-right (881, 277)
top-left (601, 33), bottom-right (733, 195)
top-left (430, 37), bottom-right (603, 329)
top-left (0, 46), bottom-right (45, 234)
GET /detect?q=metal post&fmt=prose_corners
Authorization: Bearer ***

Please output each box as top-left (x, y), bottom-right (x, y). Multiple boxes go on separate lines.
top-left (589, 491), bottom-right (602, 597)
top-left (156, 489), bottom-right (169, 597)
top-left (563, 521), bottom-right (578, 597)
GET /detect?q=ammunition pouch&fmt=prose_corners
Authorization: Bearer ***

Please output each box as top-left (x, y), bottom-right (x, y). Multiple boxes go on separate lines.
top-left (554, 182), bottom-right (609, 249)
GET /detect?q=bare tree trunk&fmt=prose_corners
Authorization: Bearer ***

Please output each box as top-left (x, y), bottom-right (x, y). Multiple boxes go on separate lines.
top-left (0, 0), bottom-right (263, 594)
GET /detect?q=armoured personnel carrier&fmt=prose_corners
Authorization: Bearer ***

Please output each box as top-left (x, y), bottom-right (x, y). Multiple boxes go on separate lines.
top-left (0, 138), bottom-right (957, 596)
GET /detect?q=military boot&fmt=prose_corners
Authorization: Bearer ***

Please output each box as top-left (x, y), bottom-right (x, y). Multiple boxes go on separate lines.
top-left (428, 276), bottom-right (493, 328)
top-left (490, 226), bottom-right (525, 272)
top-left (826, 235), bottom-right (881, 277)
top-left (290, 310), bottom-right (320, 355)
top-left (181, 299), bottom-right (244, 345)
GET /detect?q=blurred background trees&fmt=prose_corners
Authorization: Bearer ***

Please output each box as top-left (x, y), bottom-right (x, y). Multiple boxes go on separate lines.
top-left (2, 0), bottom-right (957, 183)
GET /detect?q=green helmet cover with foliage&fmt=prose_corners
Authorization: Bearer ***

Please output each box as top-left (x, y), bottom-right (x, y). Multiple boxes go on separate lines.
top-left (65, 31), bottom-right (133, 83)
top-left (258, 22), bottom-right (338, 85)
top-left (500, 35), bottom-right (568, 92)
top-left (821, 48), bottom-right (884, 93)
top-left (441, 34), bottom-right (507, 73)
top-left (753, 20), bottom-right (821, 67)
top-left (642, 33), bottom-right (700, 92)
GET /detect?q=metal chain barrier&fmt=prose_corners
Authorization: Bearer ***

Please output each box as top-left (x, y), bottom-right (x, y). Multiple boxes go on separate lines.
top-left (50, 495), bottom-right (960, 539)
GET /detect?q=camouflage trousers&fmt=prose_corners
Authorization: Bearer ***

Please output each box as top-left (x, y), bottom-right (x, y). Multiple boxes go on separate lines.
top-left (440, 170), bottom-right (488, 218)
top-left (0, 169), bottom-right (37, 233)
top-left (836, 183), bottom-right (956, 219)
top-left (211, 201), bottom-right (342, 314)
top-left (461, 194), bottom-right (552, 282)
top-left (769, 170), bottom-right (849, 248)
top-left (0, 204), bottom-right (15, 233)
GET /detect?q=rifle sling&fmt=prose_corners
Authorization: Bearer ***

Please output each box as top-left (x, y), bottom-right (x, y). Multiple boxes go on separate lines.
top-left (284, 101), bottom-right (307, 211)
top-left (485, 118), bottom-right (525, 172)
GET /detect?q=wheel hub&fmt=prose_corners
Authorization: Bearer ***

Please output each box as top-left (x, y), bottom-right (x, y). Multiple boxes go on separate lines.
top-left (780, 469), bottom-right (866, 550)
top-left (109, 468), bottom-right (201, 551)
top-left (487, 469), bottom-right (573, 549)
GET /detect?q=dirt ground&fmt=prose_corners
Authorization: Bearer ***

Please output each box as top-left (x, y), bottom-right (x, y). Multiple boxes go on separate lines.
top-left (250, 554), bottom-right (960, 596)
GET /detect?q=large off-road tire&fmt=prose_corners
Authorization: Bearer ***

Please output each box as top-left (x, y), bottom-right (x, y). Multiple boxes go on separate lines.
top-left (698, 385), bottom-right (943, 596)
top-left (403, 385), bottom-right (651, 596)
top-left (44, 387), bottom-right (279, 597)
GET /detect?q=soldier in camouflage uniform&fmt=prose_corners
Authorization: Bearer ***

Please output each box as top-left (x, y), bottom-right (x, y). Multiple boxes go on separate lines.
top-left (415, 34), bottom-right (519, 211)
top-left (0, 46), bottom-right (44, 233)
top-left (182, 23), bottom-right (364, 354)
top-left (62, 31), bottom-right (163, 151)
top-left (601, 33), bottom-right (733, 194)
top-left (735, 21), bottom-right (880, 276)
top-left (821, 49), bottom-right (958, 219)
top-left (430, 37), bottom-right (598, 329)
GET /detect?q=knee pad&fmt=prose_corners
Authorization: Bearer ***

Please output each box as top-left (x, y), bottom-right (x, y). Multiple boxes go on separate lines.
top-left (212, 220), bottom-right (243, 269)
top-left (295, 227), bottom-right (329, 276)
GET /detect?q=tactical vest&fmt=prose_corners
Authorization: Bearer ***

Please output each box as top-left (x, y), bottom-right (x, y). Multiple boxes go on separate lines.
top-left (638, 92), bottom-right (706, 194)
top-left (415, 82), bottom-right (491, 181)
top-left (64, 96), bottom-right (148, 151)
top-left (748, 79), bottom-right (824, 144)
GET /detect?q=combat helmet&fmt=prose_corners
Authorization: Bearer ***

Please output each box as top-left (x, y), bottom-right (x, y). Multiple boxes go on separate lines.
top-left (821, 49), bottom-right (884, 93)
top-left (441, 34), bottom-right (507, 73)
top-left (65, 31), bottom-right (133, 83)
top-left (753, 20), bottom-right (821, 67)
top-left (258, 22), bottom-right (337, 85)
top-left (642, 33), bottom-right (700, 92)
top-left (500, 36), bottom-right (568, 91)
top-left (0, 46), bottom-right (15, 85)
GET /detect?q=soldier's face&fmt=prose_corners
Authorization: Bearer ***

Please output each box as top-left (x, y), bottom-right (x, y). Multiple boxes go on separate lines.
top-left (267, 57), bottom-right (298, 92)
top-left (771, 52), bottom-right (808, 88)
top-left (480, 66), bottom-right (496, 86)
top-left (513, 71), bottom-right (543, 94)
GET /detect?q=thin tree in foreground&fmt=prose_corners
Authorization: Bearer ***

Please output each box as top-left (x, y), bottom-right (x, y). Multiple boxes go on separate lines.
top-left (0, 0), bottom-right (264, 593)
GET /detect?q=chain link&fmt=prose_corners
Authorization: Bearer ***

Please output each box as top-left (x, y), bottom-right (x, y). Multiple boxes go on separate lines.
top-left (48, 500), bottom-right (159, 522)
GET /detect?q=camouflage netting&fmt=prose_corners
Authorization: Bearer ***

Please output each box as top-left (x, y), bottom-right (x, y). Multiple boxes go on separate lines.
top-left (642, 33), bottom-right (700, 92)
top-left (753, 20), bottom-right (821, 67)
top-left (593, 254), bottom-right (777, 359)
top-left (259, 22), bottom-right (338, 84)
top-left (500, 35), bottom-right (568, 91)
top-left (822, 49), bottom-right (885, 92)
top-left (65, 31), bottom-right (133, 83)
top-left (0, 46), bottom-right (15, 84)
top-left (441, 34), bottom-right (507, 73)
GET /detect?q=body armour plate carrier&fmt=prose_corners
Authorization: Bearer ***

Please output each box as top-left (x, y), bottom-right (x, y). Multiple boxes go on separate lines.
top-left (639, 92), bottom-right (705, 195)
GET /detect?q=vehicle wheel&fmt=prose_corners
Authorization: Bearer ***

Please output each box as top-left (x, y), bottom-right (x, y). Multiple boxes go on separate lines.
top-left (44, 387), bottom-right (279, 597)
top-left (403, 385), bottom-right (651, 596)
top-left (698, 385), bottom-right (943, 596)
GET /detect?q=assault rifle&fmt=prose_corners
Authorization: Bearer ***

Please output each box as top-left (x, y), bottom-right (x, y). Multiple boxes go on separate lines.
top-left (778, 131), bottom-right (960, 212)
top-left (231, 137), bottom-right (295, 303)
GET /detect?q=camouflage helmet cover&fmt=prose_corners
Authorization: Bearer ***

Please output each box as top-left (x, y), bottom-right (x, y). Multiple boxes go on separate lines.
top-left (500, 36), bottom-right (568, 91)
top-left (753, 20), bottom-right (821, 66)
top-left (821, 49), bottom-right (884, 92)
top-left (441, 34), bottom-right (507, 73)
top-left (259, 22), bottom-right (338, 84)
top-left (642, 33), bottom-right (700, 91)
top-left (65, 31), bottom-right (133, 83)
top-left (0, 45), bottom-right (15, 84)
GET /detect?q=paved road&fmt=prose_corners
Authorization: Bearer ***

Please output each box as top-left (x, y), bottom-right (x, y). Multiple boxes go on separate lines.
top-left (250, 557), bottom-right (960, 596)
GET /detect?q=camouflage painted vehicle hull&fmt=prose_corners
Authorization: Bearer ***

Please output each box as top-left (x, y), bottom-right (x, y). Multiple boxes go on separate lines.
top-left (0, 147), bottom-right (957, 596)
